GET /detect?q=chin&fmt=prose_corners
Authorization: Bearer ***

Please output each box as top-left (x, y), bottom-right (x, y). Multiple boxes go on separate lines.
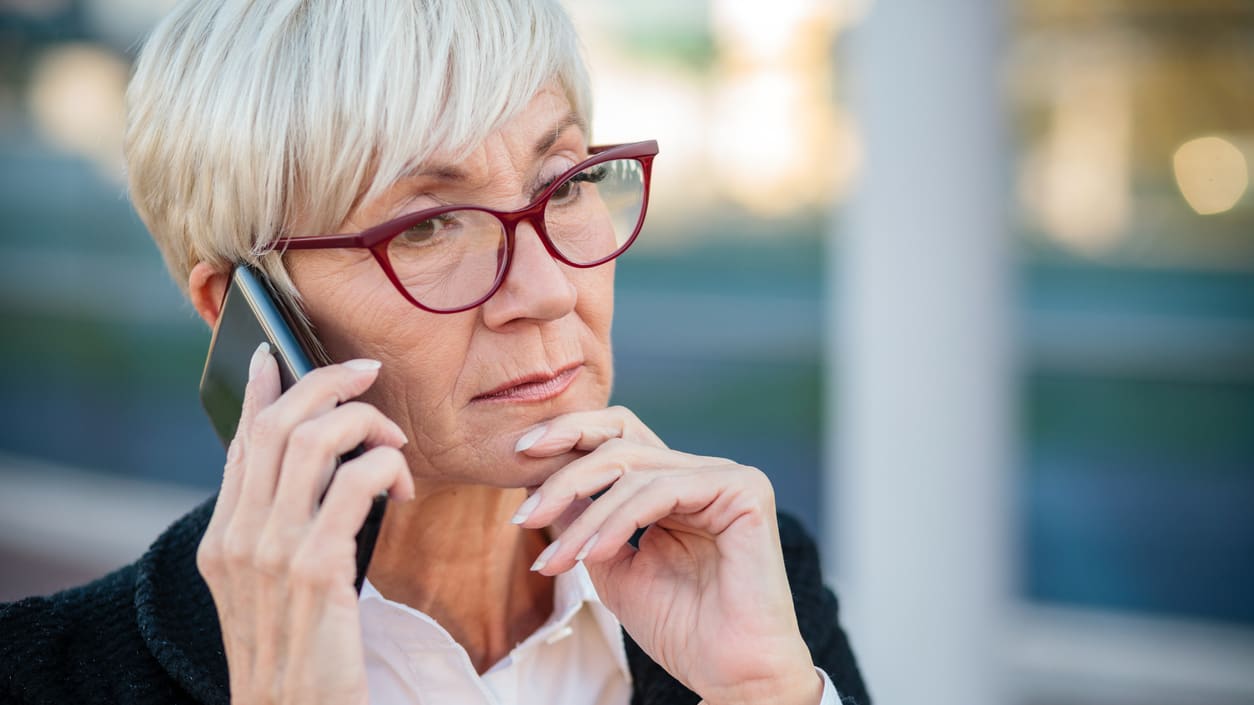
top-left (425, 372), bottom-right (612, 488)
top-left (487, 435), bottom-right (584, 490)
top-left (411, 424), bottom-right (578, 490)
top-left (511, 454), bottom-right (579, 491)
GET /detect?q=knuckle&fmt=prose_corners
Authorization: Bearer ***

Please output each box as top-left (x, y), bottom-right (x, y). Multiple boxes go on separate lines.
top-left (288, 420), bottom-right (332, 456)
top-left (381, 446), bottom-right (408, 472)
top-left (608, 404), bottom-right (634, 418)
top-left (335, 462), bottom-right (380, 496)
top-left (620, 462), bottom-right (651, 486)
top-left (740, 466), bottom-right (776, 508)
top-left (221, 530), bottom-right (255, 568)
top-left (196, 537), bottom-right (223, 575)
top-left (249, 406), bottom-right (287, 441)
top-left (608, 405), bottom-right (640, 424)
top-left (375, 443), bottom-right (404, 461)
top-left (289, 548), bottom-right (333, 588)
top-left (253, 538), bottom-right (290, 576)
top-left (608, 457), bottom-right (634, 485)
top-left (744, 465), bottom-right (772, 491)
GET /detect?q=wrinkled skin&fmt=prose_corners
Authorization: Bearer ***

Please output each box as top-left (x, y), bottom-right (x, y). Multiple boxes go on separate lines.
top-left (188, 84), bottom-right (824, 705)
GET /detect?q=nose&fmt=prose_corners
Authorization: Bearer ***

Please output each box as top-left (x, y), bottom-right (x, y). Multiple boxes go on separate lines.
top-left (479, 218), bottom-right (577, 328)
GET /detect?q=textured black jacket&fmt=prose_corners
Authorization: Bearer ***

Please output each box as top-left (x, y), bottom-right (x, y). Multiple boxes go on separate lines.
top-left (0, 498), bottom-right (869, 705)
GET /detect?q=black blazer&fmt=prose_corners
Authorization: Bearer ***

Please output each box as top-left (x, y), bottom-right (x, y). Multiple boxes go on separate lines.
top-left (0, 498), bottom-right (869, 705)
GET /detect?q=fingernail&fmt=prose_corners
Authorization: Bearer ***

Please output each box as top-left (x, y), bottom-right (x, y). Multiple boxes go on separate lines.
top-left (344, 358), bottom-right (382, 371)
top-left (515, 425), bottom-right (548, 452)
top-left (576, 533), bottom-right (599, 562)
top-left (390, 421), bottom-right (409, 446)
top-left (248, 342), bottom-right (271, 380)
top-left (510, 492), bottom-right (541, 525)
top-left (530, 540), bottom-right (560, 572)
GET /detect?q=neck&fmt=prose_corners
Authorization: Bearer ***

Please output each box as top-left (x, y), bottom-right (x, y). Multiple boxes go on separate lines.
top-left (364, 482), bottom-right (554, 674)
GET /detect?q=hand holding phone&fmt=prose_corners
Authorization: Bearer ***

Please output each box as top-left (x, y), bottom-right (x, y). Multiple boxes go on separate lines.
top-left (197, 324), bottom-right (413, 705)
top-left (199, 266), bottom-right (396, 592)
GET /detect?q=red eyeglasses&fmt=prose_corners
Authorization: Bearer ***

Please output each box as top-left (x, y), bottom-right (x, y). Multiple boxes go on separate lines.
top-left (264, 140), bottom-right (658, 313)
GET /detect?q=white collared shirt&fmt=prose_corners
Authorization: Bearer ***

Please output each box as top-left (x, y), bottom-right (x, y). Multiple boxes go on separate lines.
top-left (359, 564), bottom-right (842, 705)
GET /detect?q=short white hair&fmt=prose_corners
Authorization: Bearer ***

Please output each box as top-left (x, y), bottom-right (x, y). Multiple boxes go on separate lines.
top-left (125, 0), bottom-right (591, 302)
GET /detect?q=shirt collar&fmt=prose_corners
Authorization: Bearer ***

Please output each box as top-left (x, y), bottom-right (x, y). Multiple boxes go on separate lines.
top-left (569, 563), bottom-right (633, 681)
top-left (358, 562), bottom-right (631, 680)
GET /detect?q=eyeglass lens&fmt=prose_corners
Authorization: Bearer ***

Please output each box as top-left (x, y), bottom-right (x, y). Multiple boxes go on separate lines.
top-left (384, 157), bottom-right (646, 311)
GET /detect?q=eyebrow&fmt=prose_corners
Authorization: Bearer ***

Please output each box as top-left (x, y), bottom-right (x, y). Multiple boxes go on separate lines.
top-left (411, 111), bottom-right (586, 183)
top-left (533, 110), bottom-right (585, 157)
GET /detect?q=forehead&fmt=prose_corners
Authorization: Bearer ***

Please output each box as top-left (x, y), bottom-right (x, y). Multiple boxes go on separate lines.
top-left (343, 86), bottom-right (587, 226)
top-left (416, 84), bottom-right (585, 177)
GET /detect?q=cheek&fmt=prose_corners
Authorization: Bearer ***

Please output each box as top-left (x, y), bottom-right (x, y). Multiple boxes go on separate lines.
top-left (580, 266), bottom-right (615, 388)
top-left (575, 261), bottom-right (615, 345)
top-left (355, 315), bottom-right (477, 421)
top-left (344, 316), bottom-right (487, 480)
top-left (293, 268), bottom-right (477, 442)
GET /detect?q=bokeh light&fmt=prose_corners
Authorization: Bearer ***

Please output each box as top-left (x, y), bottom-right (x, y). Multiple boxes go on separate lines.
top-left (28, 43), bottom-right (128, 181)
top-left (1019, 63), bottom-right (1131, 255)
top-left (1173, 136), bottom-right (1249, 216)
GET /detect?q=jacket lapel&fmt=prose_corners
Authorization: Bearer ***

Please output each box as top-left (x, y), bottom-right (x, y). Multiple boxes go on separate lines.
top-left (624, 631), bottom-right (700, 705)
top-left (133, 496), bottom-right (230, 705)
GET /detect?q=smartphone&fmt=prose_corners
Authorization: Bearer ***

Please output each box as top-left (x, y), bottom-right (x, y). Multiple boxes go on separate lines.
top-left (199, 265), bottom-right (387, 593)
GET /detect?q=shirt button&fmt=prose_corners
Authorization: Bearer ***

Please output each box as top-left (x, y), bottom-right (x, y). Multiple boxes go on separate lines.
top-left (544, 625), bottom-right (574, 645)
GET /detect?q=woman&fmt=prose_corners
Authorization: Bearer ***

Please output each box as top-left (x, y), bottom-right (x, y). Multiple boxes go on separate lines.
top-left (0, 2), bottom-right (869, 704)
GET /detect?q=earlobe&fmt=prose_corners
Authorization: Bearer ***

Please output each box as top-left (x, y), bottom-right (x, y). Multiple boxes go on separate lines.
top-left (188, 262), bottom-right (230, 329)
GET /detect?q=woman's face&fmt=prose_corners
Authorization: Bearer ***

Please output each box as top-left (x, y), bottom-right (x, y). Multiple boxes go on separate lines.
top-left (285, 84), bottom-right (615, 489)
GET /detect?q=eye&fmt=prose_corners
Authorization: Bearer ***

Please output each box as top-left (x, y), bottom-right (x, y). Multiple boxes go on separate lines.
top-left (397, 212), bottom-right (459, 246)
top-left (548, 165), bottom-right (608, 206)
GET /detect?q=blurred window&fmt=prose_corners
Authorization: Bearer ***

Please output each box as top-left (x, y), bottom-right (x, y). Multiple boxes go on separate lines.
top-left (1013, 0), bottom-right (1254, 624)
top-left (0, 0), bottom-right (1249, 628)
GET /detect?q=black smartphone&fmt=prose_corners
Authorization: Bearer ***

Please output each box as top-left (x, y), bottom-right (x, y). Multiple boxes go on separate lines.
top-left (199, 265), bottom-right (387, 593)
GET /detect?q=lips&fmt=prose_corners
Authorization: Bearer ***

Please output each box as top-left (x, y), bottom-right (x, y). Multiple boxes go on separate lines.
top-left (473, 364), bottom-right (582, 403)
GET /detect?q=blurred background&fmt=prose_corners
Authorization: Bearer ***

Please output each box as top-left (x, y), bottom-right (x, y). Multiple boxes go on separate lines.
top-left (0, 1), bottom-right (1251, 703)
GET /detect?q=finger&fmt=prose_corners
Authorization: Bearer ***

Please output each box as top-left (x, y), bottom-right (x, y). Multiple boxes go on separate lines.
top-left (537, 466), bottom-right (774, 576)
top-left (512, 440), bottom-right (715, 529)
top-left (241, 342), bottom-right (283, 441)
top-left (549, 496), bottom-right (592, 535)
top-left (515, 405), bottom-right (667, 457)
top-left (580, 533), bottom-right (638, 590)
top-left (309, 446), bottom-right (413, 543)
top-left (272, 401), bottom-right (407, 520)
top-left (207, 438), bottom-right (245, 534)
top-left (528, 467), bottom-right (687, 573)
top-left (209, 342), bottom-right (281, 531)
top-left (236, 358), bottom-right (384, 517)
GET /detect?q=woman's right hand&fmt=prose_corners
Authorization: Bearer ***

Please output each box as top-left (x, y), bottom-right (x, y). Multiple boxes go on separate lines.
top-left (196, 344), bottom-right (414, 705)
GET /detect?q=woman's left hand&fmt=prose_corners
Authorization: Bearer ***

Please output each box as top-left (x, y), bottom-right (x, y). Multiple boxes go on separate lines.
top-left (511, 406), bottom-right (824, 705)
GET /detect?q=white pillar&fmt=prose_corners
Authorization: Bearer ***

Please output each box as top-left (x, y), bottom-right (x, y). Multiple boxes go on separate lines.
top-left (824, 2), bottom-right (1012, 704)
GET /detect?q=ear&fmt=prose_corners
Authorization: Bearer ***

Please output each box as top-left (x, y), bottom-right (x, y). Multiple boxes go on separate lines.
top-left (189, 261), bottom-right (231, 330)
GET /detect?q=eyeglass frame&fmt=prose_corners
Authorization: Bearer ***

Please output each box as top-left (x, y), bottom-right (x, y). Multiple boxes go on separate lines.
top-left (262, 139), bottom-right (659, 314)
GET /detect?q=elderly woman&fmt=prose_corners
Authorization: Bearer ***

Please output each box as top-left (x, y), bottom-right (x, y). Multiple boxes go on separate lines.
top-left (0, 2), bottom-right (868, 704)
